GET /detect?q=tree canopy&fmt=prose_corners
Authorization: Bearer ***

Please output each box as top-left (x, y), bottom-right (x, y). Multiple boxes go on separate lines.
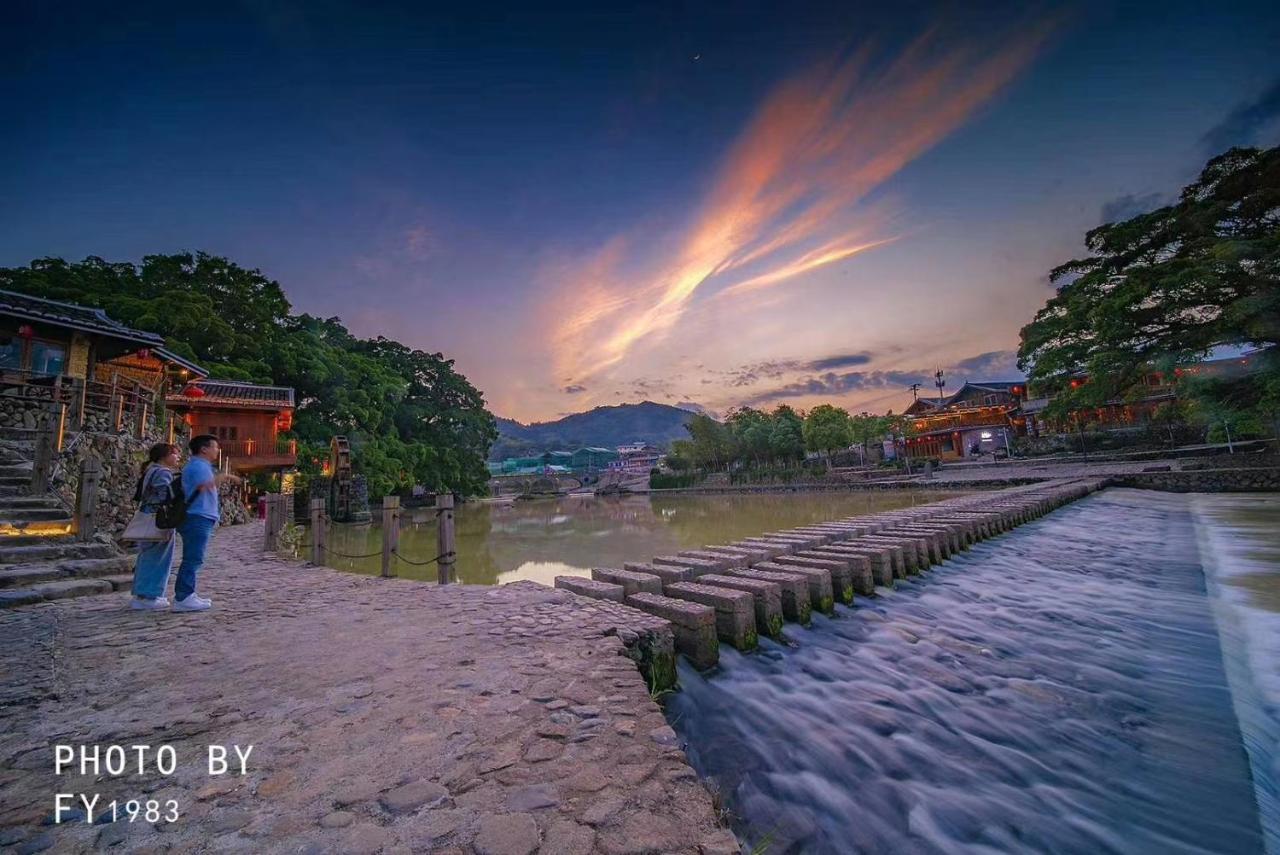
top-left (1018, 146), bottom-right (1279, 412)
top-left (1, 253), bottom-right (497, 496)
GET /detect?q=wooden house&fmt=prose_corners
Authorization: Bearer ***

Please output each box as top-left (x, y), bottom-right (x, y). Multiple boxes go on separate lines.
top-left (165, 380), bottom-right (297, 473)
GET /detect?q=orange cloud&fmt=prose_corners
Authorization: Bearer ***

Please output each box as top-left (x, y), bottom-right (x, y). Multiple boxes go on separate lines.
top-left (552, 19), bottom-right (1058, 387)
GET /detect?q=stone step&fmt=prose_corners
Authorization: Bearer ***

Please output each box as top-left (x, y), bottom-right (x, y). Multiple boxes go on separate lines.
top-left (0, 556), bottom-right (133, 589)
top-left (625, 592), bottom-right (718, 670)
top-left (0, 540), bottom-right (117, 565)
top-left (622, 562), bottom-right (690, 590)
top-left (0, 465), bottom-right (33, 479)
top-left (728, 568), bottom-right (812, 625)
top-left (590, 568), bottom-right (663, 597)
top-left (753, 562), bottom-right (835, 615)
top-left (665, 582), bottom-right (757, 651)
top-left (0, 476), bottom-right (30, 488)
top-left (0, 531), bottom-right (76, 547)
top-left (0, 507), bottom-right (72, 522)
top-left (553, 576), bottom-right (625, 603)
top-left (698, 574), bottom-right (784, 640)
top-left (0, 496), bottom-right (63, 510)
top-left (775, 554), bottom-right (873, 597)
top-left (0, 576), bottom-right (118, 608)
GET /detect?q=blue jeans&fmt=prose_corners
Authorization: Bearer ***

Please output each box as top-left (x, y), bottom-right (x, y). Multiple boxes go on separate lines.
top-left (131, 530), bottom-right (175, 599)
top-left (175, 515), bottom-right (217, 602)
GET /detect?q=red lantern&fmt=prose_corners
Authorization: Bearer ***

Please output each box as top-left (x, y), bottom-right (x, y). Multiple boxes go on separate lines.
top-left (182, 385), bottom-right (207, 398)
top-left (17, 324), bottom-right (34, 338)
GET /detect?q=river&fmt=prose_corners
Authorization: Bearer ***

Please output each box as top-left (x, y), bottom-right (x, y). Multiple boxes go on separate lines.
top-left (318, 490), bottom-right (964, 584)
top-left (663, 488), bottom-right (1275, 854)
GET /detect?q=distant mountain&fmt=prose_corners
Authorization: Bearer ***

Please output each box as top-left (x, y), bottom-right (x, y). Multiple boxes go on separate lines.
top-left (490, 401), bottom-right (697, 460)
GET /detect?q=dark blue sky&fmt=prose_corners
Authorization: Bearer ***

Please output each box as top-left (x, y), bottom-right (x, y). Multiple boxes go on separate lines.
top-left (3, 1), bottom-right (1277, 419)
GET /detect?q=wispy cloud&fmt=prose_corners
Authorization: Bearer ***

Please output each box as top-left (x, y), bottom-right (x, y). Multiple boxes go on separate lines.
top-left (550, 20), bottom-right (1058, 388)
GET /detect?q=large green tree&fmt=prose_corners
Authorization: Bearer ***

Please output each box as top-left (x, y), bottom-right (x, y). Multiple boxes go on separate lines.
top-left (1018, 146), bottom-right (1280, 414)
top-left (0, 253), bottom-right (497, 495)
top-left (802, 404), bottom-right (853, 461)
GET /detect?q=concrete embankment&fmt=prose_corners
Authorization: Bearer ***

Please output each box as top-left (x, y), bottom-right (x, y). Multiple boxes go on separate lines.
top-left (557, 478), bottom-right (1105, 673)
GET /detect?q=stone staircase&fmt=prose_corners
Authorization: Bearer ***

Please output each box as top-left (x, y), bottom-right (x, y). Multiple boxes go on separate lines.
top-left (0, 433), bottom-right (134, 608)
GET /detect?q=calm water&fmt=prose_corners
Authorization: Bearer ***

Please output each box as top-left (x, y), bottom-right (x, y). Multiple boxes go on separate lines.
top-left (319, 490), bottom-right (964, 584)
top-left (664, 489), bottom-right (1271, 854)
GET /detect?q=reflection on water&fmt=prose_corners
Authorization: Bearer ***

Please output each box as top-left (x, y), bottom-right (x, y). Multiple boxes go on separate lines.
top-left (664, 489), bottom-right (1266, 854)
top-left (320, 490), bottom-right (964, 584)
top-left (1193, 493), bottom-right (1280, 853)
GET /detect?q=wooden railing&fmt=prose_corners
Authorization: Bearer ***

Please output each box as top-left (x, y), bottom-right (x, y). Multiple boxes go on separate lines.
top-left (0, 369), bottom-right (161, 435)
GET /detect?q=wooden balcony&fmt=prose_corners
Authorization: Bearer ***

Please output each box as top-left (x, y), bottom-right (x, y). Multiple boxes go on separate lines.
top-left (218, 438), bottom-right (298, 470)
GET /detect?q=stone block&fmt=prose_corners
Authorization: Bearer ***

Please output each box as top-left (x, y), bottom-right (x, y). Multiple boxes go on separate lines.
top-left (729, 568), bottom-right (811, 625)
top-left (707, 544), bottom-right (771, 565)
top-left (811, 545), bottom-right (894, 587)
top-left (858, 535), bottom-right (924, 573)
top-left (656, 554), bottom-right (729, 575)
top-left (698, 573), bottom-right (784, 639)
top-left (554, 576), bottom-right (624, 603)
top-left (665, 582), bottom-right (757, 650)
top-left (623, 562), bottom-right (689, 590)
top-left (736, 538), bottom-right (792, 557)
top-left (846, 539), bottom-right (907, 578)
top-left (679, 549), bottom-right (747, 571)
top-left (777, 553), bottom-right (872, 598)
top-left (754, 561), bottom-right (834, 615)
top-left (626, 593), bottom-right (718, 670)
top-left (591, 568), bottom-right (663, 597)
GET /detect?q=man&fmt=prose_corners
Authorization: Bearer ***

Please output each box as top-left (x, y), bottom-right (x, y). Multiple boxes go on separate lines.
top-left (174, 434), bottom-right (240, 612)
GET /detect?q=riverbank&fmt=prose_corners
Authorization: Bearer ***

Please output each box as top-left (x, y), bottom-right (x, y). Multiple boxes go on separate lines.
top-left (0, 524), bottom-right (736, 854)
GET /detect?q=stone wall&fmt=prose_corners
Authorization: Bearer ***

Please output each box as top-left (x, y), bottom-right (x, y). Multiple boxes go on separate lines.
top-left (1109, 467), bottom-right (1280, 493)
top-left (0, 395), bottom-right (50, 432)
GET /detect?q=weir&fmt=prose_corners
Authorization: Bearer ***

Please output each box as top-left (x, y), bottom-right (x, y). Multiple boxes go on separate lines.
top-left (556, 478), bottom-right (1105, 671)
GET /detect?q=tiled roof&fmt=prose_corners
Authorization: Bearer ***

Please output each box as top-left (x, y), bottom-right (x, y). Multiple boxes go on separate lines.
top-left (169, 380), bottom-right (295, 409)
top-left (0, 288), bottom-right (166, 346)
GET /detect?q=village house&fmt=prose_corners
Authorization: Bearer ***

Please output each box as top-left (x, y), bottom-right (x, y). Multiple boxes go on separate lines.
top-left (0, 289), bottom-right (207, 436)
top-left (165, 380), bottom-right (298, 476)
top-left (903, 381), bottom-right (1027, 460)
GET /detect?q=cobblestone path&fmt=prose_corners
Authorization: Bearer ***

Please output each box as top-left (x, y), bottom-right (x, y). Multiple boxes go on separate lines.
top-left (0, 524), bottom-right (736, 854)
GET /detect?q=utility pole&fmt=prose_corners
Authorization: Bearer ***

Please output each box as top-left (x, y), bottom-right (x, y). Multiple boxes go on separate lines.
top-left (934, 369), bottom-right (946, 404)
top-left (908, 383), bottom-right (921, 401)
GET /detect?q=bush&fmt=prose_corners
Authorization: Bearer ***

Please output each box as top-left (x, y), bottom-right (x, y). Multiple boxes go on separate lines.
top-left (649, 470), bottom-right (698, 489)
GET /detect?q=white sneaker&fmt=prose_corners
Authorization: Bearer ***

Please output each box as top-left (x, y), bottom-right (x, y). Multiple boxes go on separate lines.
top-left (131, 596), bottom-right (170, 611)
top-left (173, 595), bottom-right (211, 612)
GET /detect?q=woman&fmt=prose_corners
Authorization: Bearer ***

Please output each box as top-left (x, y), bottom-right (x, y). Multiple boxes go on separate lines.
top-left (129, 443), bottom-right (180, 610)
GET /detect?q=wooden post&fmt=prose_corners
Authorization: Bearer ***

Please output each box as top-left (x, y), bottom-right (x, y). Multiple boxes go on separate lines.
top-left (31, 419), bottom-right (56, 495)
top-left (263, 493), bottom-right (280, 553)
top-left (53, 403), bottom-right (67, 452)
top-left (135, 402), bottom-right (148, 440)
top-left (309, 497), bottom-right (326, 565)
top-left (381, 495), bottom-right (401, 578)
top-left (76, 380), bottom-right (87, 430)
top-left (112, 394), bottom-right (124, 432)
top-left (435, 492), bottom-right (456, 585)
top-left (74, 457), bottom-right (102, 542)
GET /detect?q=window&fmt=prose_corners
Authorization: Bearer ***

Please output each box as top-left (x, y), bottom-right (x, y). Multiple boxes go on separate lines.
top-left (0, 338), bottom-right (20, 370)
top-left (30, 341), bottom-right (66, 375)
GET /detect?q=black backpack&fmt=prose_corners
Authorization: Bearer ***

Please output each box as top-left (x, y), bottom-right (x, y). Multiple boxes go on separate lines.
top-left (155, 473), bottom-right (195, 530)
top-left (134, 467), bottom-right (195, 530)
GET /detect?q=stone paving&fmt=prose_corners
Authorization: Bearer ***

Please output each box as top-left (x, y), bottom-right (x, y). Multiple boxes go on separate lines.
top-left (0, 524), bottom-right (737, 854)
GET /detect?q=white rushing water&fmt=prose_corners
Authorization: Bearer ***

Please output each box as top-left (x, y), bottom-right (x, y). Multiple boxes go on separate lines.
top-left (1194, 493), bottom-right (1280, 855)
top-left (666, 488), bottom-right (1270, 854)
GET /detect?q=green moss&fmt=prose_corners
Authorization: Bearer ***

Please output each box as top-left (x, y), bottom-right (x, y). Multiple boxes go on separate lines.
top-left (839, 584), bottom-right (854, 605)
top-left (766, 614), bottom-right (784, 639)
top-left (644, 652), bottom-right (678, 695)
top-left (739, 629), bottom-right (758, 651)
top-left (818, 595), bottom-right (835, 615)
top-left (797, 602), bottom-right (812, 625)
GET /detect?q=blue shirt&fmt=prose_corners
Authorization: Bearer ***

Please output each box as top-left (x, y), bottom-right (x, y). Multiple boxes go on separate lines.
top-left (182, 457), bottom-right (220, 522)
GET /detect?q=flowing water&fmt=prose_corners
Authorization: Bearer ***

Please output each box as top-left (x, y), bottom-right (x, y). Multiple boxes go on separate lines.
top-left (665, 488), bottom-right (1275, 854)
top-left (318, 490), bottom-right (964, 584)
